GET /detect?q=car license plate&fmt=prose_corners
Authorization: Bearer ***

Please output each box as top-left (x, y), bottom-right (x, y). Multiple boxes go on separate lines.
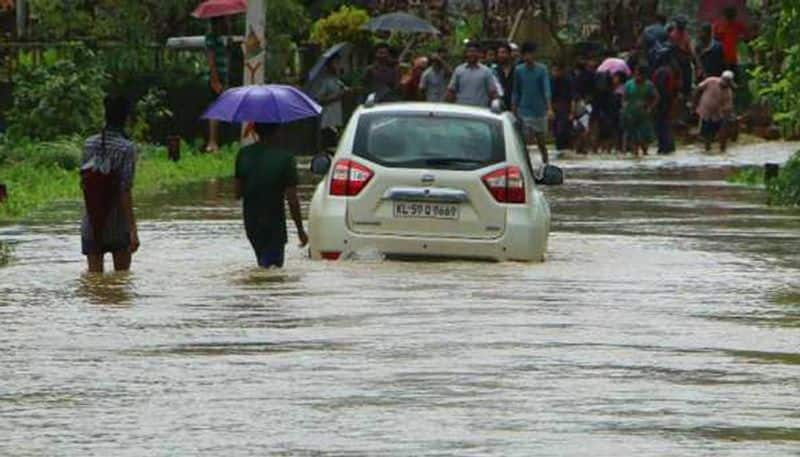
top-left (393, 202), bottom-right (460, 220)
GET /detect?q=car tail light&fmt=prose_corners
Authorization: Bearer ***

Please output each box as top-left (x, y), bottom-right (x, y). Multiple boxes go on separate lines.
top-left (330, 159), bottom-right (374, 196)
top-left (482, 166), bottom-right (526, 204)
top-left (321, 252), bottom-right (341, 260)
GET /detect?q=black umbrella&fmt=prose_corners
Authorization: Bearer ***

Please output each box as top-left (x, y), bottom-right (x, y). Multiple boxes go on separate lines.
top-left (306, 42), bottom-right (351, 87)
top-left (361, 12), bottom-right (440, 35)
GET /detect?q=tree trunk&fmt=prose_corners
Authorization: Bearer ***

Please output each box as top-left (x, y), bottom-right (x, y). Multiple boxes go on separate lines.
top-left (482, 0), bottom-right (489, 39)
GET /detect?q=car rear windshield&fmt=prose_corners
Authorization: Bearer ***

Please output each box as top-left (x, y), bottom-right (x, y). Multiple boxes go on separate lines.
top-left (352, 112), bottom-right (505, 170)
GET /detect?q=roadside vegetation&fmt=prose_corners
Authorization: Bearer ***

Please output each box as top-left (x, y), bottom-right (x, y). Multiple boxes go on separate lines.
top-left (0, 140), bottom-right (236, 221)
top-left (729, 152), bottom-right (800, 206)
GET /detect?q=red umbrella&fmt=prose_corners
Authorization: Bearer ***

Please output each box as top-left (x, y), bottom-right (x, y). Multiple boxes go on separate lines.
top-left (191, 0), bottom-right (247, 19)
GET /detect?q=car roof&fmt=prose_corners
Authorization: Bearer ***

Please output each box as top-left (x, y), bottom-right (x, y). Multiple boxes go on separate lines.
top-left (356, 102), bottom-right (508, 121)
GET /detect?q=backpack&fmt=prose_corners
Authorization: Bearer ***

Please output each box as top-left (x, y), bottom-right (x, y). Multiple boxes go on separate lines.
top-left (80, 130), bottom-right (120, 243)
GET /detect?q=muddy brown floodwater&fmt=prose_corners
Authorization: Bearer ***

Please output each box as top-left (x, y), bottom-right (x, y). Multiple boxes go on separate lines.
top-left (1, 143), bottom-right (799, 456)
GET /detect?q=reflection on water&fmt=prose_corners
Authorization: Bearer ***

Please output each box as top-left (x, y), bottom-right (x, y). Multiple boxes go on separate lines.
top-left (1, 143), bottom-right (799, 456)
top-left (0, 239), bottom-right (11, 266)
top-left (75, 272), bottom-right (135, 307)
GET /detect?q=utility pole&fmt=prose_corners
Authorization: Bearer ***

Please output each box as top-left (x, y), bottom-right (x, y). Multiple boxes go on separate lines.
top-left (243, 0), bottom-right (265, 86)
top-left (242, 0), bottom-right (266, 143)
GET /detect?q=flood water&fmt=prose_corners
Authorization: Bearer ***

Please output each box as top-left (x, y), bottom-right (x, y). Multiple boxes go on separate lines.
top-left (1, 143), bottom-right (799, 456)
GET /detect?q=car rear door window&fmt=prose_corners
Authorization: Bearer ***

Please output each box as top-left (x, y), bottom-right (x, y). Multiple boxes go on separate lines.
top-left (353, 112), bottom-right (505, 170)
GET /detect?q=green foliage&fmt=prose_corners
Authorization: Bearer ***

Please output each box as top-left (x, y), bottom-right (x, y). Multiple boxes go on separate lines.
top-left (768, 152), bottom-right (800, 206)
top-left (132, 88), bottom-right (174, 144)
top-left (0, 138), bottom-right (237, 221)
top-left (29, 0), bottom-right (204, 42)
top-left (749, 0), bottom-right (800, 135)
top-left (0, 136), bottom-right (85, 171)
top-left (310, 6), bottom-right (371, 49)
top-left (0, 241), bottom-right (11, 267)
top-left (727, 166), bottom-right (763, 186)
top-left (267, 0), bottom-right (311, 40)
top-left (7, 48), bottom-right (108, 140)
top-left (728, 152), bottom-right (800, 206)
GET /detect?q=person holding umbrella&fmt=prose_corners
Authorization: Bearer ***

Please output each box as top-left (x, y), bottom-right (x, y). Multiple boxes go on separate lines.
top-left (235, 123), bottom-right (308, 268)
top-left (204, 85), bottom-right (321, 268)
top-left (309, 53), bottom-right (349, 152)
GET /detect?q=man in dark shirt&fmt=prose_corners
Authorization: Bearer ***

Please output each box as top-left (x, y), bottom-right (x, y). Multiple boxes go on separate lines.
top-left (235, 123), bottom-right (308, 268)
top-left (365, 43), bottom-right (401, 102)
top-left (574, 56), bottom-right (598, 103)
top-left (652, 62), bottom-right (680, 154)
top-left (493, 43), bottom-right (515, 110)
top-left (696, 23), bottom-right (724, 79)
top-left (550, 61), bottom-right (575, 152)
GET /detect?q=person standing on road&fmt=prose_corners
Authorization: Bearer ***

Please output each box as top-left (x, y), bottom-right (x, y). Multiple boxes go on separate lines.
top-left (622, 65), bottom-right (660, 157)
top-left (694, 71), bottom-right (736, 153)
top-left (365, 43), bottom-right (401, 102)
top-left (550, 61), bottom-right (575, 153)
top-left (446, 41), bottom-right (498, 108)
top-left (652, 60), bottom-right (681, 154)
top-left (669, 15), bottom-right (695, 98)
top-left (713, 6), bottom-right (747, 74)
top-left (419, 49), bottom-right (451, 102)
top-left (205, 17), bottom-right (228, 153)
top-left (696, 22), bottom-right (724, 79)
top-left (80, 96), bottom-right (139, 273)
top-left (512, 42), bottom-right (552, 164)
top-left (235, 123), bottom-right (308, 268)
top-left (493, 43), bottom-right (515, 110)
top-left (310, 53), bottom-right (349, 152)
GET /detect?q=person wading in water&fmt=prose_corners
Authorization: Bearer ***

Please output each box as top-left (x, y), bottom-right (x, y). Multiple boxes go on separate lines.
top-left (235, 123), bottom-right (308, 268)
top-left (80, 95), bottom-right (139, 273)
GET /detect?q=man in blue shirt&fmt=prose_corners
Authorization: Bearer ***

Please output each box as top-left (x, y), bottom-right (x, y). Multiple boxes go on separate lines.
top-left (512, 42), bottom-right (552, 163)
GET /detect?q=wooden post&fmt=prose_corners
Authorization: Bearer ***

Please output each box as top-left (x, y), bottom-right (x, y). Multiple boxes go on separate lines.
top-left (241, 0), bottom-right (266, 144)
top-left (167, 136), bottom-right (181, 162)
top-left (765, 163), bottom-right (780, 182)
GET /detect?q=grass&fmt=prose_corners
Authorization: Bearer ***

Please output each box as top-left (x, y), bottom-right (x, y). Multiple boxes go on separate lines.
top-left (0, 139), bottom-right (237, 222)
top-left (728, 151), bottom-right (800, 206)
top-left (727, 166), bottom-right (764, 186)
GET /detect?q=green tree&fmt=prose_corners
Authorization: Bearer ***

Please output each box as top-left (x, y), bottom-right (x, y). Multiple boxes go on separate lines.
top-left (750, 0), bottom-right (800, 136)
top-left (7, 47), bottom-right (107, 140)
top-left (309, 5), bottom-right (371, 49)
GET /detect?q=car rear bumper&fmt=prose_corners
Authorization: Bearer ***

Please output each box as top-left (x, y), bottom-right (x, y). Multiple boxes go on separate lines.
top-left (310, 208), bottom-right (548, 262)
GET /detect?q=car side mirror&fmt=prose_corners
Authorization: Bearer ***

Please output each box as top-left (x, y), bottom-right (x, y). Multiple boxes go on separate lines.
top-left (536, 164), bottom-right (564, 186)
top-left (310, 153), bottom-right (332, 176)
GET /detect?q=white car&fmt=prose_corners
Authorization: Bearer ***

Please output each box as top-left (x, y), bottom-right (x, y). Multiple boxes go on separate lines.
top-left (308, 100), bottom-right (563, 262)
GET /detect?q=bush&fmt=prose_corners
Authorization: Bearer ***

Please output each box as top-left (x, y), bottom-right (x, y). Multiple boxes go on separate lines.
top-left (132, 88), bottom-right (174, 144)
top-left (749, 0), bottom-right (800, 136)
top-left (310, 6), bottom-right (372, 49)
top-left (7, 48), bottom-right (107, 140)
top-left (768, 152), bottom-right (800, 206)
top-left (0, 136), bottom-right (83, 170)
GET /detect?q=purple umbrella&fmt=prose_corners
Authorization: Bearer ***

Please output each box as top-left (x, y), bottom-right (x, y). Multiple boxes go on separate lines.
top-left (203, 84), bottom-right (322, 124)
top-left (597, 58), bottom-right (631, 76)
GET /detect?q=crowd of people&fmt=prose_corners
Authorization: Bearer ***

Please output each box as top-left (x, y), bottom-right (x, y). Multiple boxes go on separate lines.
top-left (306, 6), bottom-right (749, 161)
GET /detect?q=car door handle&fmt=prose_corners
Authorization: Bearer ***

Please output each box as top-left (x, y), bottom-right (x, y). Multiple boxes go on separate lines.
top-left (383, 187), bottom-right (469, 204)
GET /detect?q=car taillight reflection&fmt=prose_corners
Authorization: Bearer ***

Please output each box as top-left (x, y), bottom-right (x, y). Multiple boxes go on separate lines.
top-left (330, 159), bottom-right (374, 196)
top-left (482, 166), bottom-right (526, 204)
